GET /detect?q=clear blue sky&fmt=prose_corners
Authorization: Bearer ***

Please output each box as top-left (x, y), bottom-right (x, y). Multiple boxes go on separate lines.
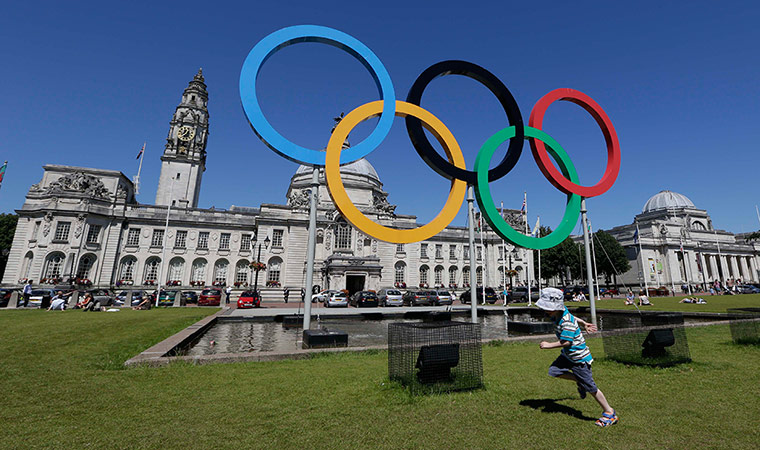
top-left (1, 1), bottom-right (759, 235)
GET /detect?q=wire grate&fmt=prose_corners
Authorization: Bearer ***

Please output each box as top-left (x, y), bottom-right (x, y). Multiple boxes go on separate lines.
top-left (602, 312), bottom-right (691, 367)
top-left (728, 308), bottom-right (760, 345)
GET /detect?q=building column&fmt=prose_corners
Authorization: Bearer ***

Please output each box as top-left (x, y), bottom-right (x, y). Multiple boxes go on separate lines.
top-left (739, 256), bottom-right (750, 281)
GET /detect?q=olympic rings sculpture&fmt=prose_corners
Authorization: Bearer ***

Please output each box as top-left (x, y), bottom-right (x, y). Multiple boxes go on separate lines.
top-left (240, 25), bottom-right (621, 250)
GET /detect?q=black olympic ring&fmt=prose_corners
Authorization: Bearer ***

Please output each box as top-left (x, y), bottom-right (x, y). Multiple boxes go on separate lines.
top-left (405, 60), bottom-right (525, 184)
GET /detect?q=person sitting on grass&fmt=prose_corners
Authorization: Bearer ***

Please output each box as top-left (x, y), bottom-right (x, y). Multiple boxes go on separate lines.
top-left (624, 289), bottom-right (635, 305)
top-left (536, 287), bottom-right (618, 428)
top-left (47, 291), bottom-right (68, 311)
top-left (132, 296), bottom-right (152, 310)
top-left (638, 291), bottom-right (653, 306)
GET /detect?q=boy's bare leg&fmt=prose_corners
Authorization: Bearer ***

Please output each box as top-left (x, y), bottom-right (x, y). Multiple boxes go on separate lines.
top-left (591, 389), bottom-right (614, 414)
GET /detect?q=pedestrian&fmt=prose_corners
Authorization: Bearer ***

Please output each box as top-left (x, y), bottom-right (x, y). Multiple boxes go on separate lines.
top-left (21, 279), bottom-right (33, 308)
top-left (283, 287), bottom-right (289, 304)
top-left (536, 287), bottom-right (618, 427)
top-left (225, 285), bottom-right (232, 304)
top-left (300, 288), bottom-right (305, 303)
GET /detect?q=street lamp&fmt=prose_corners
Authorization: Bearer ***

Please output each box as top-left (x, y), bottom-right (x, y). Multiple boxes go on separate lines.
top-left (252, 235), bottom-right (270, 293)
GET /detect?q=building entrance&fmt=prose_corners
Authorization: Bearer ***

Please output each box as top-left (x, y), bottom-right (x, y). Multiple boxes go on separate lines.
top-left (346, 275), bottom-right (365, 297)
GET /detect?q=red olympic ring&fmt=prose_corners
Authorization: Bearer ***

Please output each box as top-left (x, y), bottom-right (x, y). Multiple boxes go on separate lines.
top-left (528, 88), bottom-right (621, 198)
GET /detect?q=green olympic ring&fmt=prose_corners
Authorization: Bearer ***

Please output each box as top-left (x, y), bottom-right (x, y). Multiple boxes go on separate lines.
top-left (474, 126), bottom-right (581, 250)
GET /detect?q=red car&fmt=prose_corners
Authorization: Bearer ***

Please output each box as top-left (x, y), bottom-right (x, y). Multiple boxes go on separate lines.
top-left (198, 288), bottom-right (222, 306)
top-left (237, 290), bottom-right (261, 309)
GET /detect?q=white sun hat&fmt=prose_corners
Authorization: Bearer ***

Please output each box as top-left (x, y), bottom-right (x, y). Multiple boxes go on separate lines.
top-left (535, 287), bottom-right (565, 311)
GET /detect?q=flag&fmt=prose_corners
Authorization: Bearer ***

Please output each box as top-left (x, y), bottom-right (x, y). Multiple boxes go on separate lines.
top-left (474, 211), bottom-right (481, 232)
top-left (532, 216), bottom-right (540, 237)
top-left (520, 194), bottom-right (526, 213)
top-left (136, 143), bottom-right (145, 160)
top-left (632, 229), bottom-right (639, 244)
top-left (0, 161), bottom-right (6, 185)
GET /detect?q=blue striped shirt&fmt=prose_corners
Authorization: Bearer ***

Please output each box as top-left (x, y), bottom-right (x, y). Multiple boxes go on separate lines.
top-left (554, 307), bottom-right (593, 363)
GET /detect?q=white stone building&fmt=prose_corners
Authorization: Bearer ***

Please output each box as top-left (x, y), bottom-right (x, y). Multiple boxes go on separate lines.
top-left (1, 70), bottom-right (535, 298)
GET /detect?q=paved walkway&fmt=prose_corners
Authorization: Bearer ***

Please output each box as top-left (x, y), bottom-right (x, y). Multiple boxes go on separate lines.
top-left (223, 303), bottom-right (512, 319)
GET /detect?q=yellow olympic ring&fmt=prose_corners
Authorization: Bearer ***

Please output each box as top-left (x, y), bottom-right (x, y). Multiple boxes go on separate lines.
top-left (326, 100), bottom-right (467, 244)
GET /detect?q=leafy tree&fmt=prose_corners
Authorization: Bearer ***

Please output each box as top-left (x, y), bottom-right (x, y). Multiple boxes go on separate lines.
top-left (535, 226), bottom-right (584, 285)
top-left (592, 229), bottom-right (631, 286)
top-left (745, 230), bottom-right (760, 242)
top-left (0, 214), bottom-right (19, 277)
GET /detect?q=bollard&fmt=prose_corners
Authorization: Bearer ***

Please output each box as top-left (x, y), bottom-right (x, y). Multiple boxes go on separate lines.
top-left (8, 291), bottom-right (19, 309)
top-left (68, 291), bottom-right (80, 309)
top-left (173, 290), bottom-right (183, 307)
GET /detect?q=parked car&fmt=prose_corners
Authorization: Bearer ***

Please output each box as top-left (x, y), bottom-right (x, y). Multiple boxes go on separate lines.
top-left (433, 289), bottom-right (453, 306)
top-left (510, 287), bottom-right (539, 303)
top-left (237, 290), bottom-right (261, 309)
top-left (29, 288), bottom-right (56, 308)
top-left (312, 289), bottom-right (338, 303)
top-left (599, 287), bottom-right (620, 298)
top-left (459, 287), bottom-right (498, 304)
top-left (181, 291), bottom-right (198, 304)
top-left (157, 290), bottom-right (179, 307)
top-left (79, 289), bottom-right (115, 308)
top-left (402, 290), bottom-right (436, 306)
top-left (349, 290), bottom-right (379, 308)
top-left (199, 289), bottom-right (222, 306)
top-left (114, 290), bottom-right (150, 307)
top-left (377, 288), bottom-right (403, 307)
top-left (324, 291), bottom-right (349, 308)
top-left (563, 286), bottom-right (589, 301)
top-left (738, 285), bottom-right (760, 294)
top-left (0, 288), bottom-right (15, 307)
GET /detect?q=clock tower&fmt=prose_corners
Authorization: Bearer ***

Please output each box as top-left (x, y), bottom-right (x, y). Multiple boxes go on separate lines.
top-left (155, 68), bottom-right (209, 208)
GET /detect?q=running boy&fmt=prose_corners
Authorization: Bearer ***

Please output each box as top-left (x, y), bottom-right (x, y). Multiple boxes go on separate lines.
top-left (536, 287), bottom-right (618, 427)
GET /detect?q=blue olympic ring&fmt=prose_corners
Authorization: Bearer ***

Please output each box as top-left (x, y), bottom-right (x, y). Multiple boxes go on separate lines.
top-left (239, 25), bottom-right (396, 166)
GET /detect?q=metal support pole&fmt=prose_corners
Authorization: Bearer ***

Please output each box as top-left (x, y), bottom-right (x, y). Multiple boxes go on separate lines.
top-left (580, 198), bottom-right (597, 326)
top-left (467, 186), bottom-right (477, 324)
top-left (302, 168), bottom-right (319, 331)
top-left (156, 177), bottom-right (174, 307)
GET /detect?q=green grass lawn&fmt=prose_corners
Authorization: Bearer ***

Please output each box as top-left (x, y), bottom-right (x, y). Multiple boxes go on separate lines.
top-left (1, 308), bottom-right (759, 449)
top-left (511, 293), bottom-right (760, 313)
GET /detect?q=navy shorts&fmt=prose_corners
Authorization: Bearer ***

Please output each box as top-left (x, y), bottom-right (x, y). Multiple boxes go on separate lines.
top-left (548, 355), bottom-right (598, 394)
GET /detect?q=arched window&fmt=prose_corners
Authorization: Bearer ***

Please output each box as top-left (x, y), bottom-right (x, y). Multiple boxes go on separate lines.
top-left (448, 266), bottom-right (457, 286)
top-left (434, 265), bottom-right (444, 286)
top-left (143, 257), bottom-right (160, 283)
top-left (267, 257), bottom-right (283, 282)
top-left (191, 258), bottom-right (207, 284)
top-left (119, 256), bottom-right (137, 281)
top-left (691, 221), bottom-right (706, 231)
top-left (22, 252), bottom-right (34, 280)
top-left (335, 220), bottom-right (352, 250)
top-left (214, 259), bottom-right (229, 285)
top-left (76, 254), bottom-right (96, 279)
top-left (462, 266), bottom-right (470, 286)
top-left (43, 252), bottom-right (66, 280)
top-left (168, 257), bottom-right (185, 283)
top-left (498, 266), bottom-right (507, 287)
top-left (235, 260), bottom-right (250, 285)
top-left (419, 265), bottom-right (429, 285)
top-left (476, 266), bottom-right (483, 285)
top-left (394, 261), bottom-right (406, 284)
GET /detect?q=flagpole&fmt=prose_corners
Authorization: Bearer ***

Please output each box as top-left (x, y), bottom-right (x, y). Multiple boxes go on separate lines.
top-left (524, 191), bottom-right (532, 306)
top-left (500, 201), bottom-right (507, 304)
top-left (755, 205), bottom-right (760, 227)
top-left (680, 237), bottom-right (693, 295)
top-left (589, 220), bottom-right (600, 299)
top-left (714, 228), bottom-right (724, 283)
top-left (134, 142), bottom-right (146, 195)
top-left (0, 161), bottom-right (7, 193)
top-left (581, 199), bottom-right (596, 325)
top-left (479, 213), bottom-right (486, 305)
top-left (635, 221), bottom-right (649, 296)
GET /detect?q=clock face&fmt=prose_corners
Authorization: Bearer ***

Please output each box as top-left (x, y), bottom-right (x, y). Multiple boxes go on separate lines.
top-left (177, 126), bottom-right (195, 142)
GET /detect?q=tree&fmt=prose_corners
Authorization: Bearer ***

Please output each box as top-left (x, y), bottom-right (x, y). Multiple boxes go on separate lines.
top-left (745, 230), bottom-right (760, 242)
top-left (536, 226), bottom-right (585, 286)
top-left (0, 213), bottom-right (19, 277)
top-left (592, 229), bottom-right (630, 287)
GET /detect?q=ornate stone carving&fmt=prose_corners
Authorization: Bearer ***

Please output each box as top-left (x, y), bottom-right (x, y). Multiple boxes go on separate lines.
top-left (325, 230), bottom-right (332, 250)
top-left (44, 172), bottom-right (110, 200)
top-left (116, 184), bottom-right (127, 199)
top-left (287, 189), bottom-right (310, 209)
top-left (42, 212), bottom-right (53, 237)
top-left (373, 192), bottom-right (396, 216)
top-left (660, 224), bottom-right (669, 236)
top-left (371, 239), bottom-right (378, 254)
top-left (74, 214), bottom-right (86, 238)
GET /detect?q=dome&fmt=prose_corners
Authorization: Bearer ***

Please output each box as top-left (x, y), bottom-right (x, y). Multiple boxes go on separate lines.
top-left (295, 158), bottom-right (380, 182)
top-left (642, 191), bottom-right (695, 213)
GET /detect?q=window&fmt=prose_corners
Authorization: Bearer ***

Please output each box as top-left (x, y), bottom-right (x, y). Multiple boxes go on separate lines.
top-left (464, 245), bottom-right (470, 260)
top-left (335, 222), bottom-right (351, 250)
top-left (449, 245), bottom-right (456, 259)
top-left (168, 258), bottom-right (184, 282)
top-left (54, 222), bottom-right (71, 241)
top-left (86, 225), bottom-right (101, 244)
top-left (219, 233), bottom-right (231, 250)
top-left (175, 230), bottom-right (187, 249)
top-left (151, 229), bottom-right (164, 247)
top-left (476, 267), bottom-right (483, 285)
top-left (198, 231), bottom-right (209, 250)
top-left (191, 259), bottom-right (207, 283)
top-left (126, 228), bottom-right (140, 246)
top-left (119, 257), bottom-right (136, 281)
top-left (498, 246), bottom-right (505, 260)
top-left (420, 243), bottom-right (428, 258)
top-left (434, 266), bottom-right (444, 285)
top-left (241, 234), bottom-right (252, 251)
top-left (272, 229), bottom-right (284, 248)
top-left (31, 222), bottom-right (41, 241)
top-left (214, 259), bottom-right (229, 284)
top-left (267, 258), bottom-right (282, 283)
top-left (394, 261), bottom-right (406, 284)
top-left (435, 244), bottom-right (442, 259)
top-left (396, 243), bottom-right (404, 253)
top-left (143, 258), bottom-right (160, 283)
top-left (463, 266), bottom-right (470, 285)
top-left (44, 253), bottom-right (65, 279)
top-left (448, 266), bottom-right (457, 285)
top-left (176, 173), bottom-right (181, 180)
top-left (235, 261), bottom-right (249, 285)
top-left (419, 265), bottom-right (429, 285)
top-left (76, 255), bottom-right (95, 279)
top-left (477, 246), bottom-right (483, 261)
top-left (22, 252), bottom-right (34, 279)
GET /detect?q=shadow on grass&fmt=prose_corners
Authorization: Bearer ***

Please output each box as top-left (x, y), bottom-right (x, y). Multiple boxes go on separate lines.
top-left (519, 397), bottom-right (596, 422)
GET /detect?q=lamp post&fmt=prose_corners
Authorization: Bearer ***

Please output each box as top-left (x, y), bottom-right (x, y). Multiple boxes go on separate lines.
top-left (252, 235), bottom-right (270, 293)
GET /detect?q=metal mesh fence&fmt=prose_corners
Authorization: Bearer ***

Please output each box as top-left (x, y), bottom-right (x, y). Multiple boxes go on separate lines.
top-left (602, 312), bottom-right (691, 367)
top-left (388, 321), bottom-right (483, 394)
top-left (728, 308), bottom-right (760, 345)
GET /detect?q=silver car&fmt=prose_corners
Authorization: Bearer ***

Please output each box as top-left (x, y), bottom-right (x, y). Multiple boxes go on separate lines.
top-left (378, 288), bottom-right (403, 307)
top-left (324, 291), bottom-right (348, 308)
top-left (434, 289), bottom-right (453, 306)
